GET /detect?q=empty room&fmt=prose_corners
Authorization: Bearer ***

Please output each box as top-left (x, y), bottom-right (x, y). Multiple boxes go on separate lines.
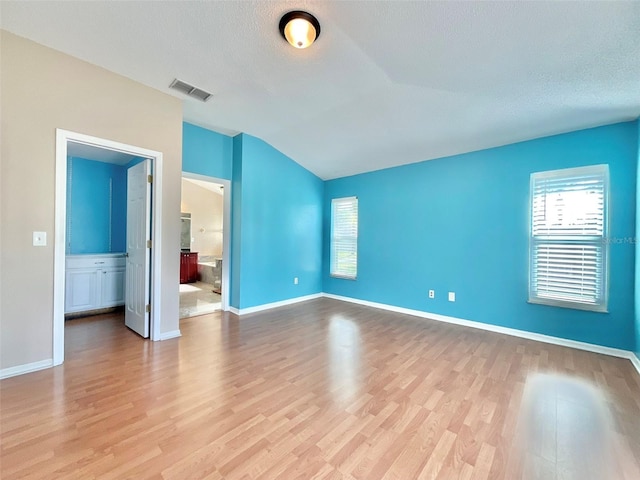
top-left (1, 1), bottom-right (639, 479)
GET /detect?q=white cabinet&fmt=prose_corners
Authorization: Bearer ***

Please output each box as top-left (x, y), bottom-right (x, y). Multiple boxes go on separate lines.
top-left (65, 268), bottom-right (99, 312)
top-left (101, 267), bottom-right (126, 306)
top-left (65, 254), bottom-right (126, 314)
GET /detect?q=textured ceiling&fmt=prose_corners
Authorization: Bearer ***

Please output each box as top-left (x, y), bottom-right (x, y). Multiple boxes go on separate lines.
top-left (2, 1), bottom-right (639, 179)
top-left (67, 142), bottom-right (138, 166)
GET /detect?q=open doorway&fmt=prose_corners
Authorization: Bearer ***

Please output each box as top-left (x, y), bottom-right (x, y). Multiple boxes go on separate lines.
top-left (53, 129), bottom-right (165, 366)
top-left (63, 144), bottom-right (138, 329)
top-left (180, 172), bottom-right (231, 317)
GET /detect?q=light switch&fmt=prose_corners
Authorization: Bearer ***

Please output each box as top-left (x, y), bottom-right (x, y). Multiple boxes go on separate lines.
top-left (33, 231), bottom-right (47, 246)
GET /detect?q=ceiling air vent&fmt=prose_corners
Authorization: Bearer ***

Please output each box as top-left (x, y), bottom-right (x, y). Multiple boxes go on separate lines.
top-left (169, 79), bottom-right (212, 102)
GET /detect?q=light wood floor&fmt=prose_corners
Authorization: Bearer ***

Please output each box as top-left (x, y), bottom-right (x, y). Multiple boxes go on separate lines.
top-left (2, 298), bottom-right (640, 479)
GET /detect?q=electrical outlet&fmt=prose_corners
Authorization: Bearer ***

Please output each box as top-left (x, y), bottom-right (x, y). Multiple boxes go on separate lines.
top-left (294, 277), bottom-right (299, 285)
top-left (428, 290), bottom-right (435, 299)
top-left (448, 292), bottom-right (455, 302)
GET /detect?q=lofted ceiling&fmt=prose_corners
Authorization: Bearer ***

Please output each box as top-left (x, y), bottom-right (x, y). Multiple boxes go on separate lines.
top-left (183, 177), bottom-right (224, 195)
top-left (1, 1), bottom-right (639, 180)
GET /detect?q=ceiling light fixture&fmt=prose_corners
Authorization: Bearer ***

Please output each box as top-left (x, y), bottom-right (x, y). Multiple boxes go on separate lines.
top-left (279, 11), bottom-right (321, 49)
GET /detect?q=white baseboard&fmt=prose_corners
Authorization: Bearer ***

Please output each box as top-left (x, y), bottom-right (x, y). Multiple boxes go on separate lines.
top-left (158, 330), bottom-right (181, 341)
top-left (630, 353), bottom-right (640, 377)
top-left (0, 359), bottom-right (53, 380)
top-left (230, 293), bottom-right (323, 316)
top-left (322, 293), bottom-right (636, 361)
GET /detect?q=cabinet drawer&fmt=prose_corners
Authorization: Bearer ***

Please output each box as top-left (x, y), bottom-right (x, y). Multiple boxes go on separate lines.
top-left (66, 254), bottom-right (125, 270)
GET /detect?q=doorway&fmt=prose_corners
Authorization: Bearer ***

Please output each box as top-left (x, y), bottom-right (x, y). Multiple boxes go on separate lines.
top-left (54, 129), bottom-right (165, 366)
top-left (180, 172), bottom-right (231, 316)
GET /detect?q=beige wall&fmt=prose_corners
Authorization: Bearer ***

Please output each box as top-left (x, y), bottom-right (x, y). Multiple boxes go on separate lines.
top-left (0, 31), bottom-right (183, 370)
top-left (181, 179), bottom-right (224, 257)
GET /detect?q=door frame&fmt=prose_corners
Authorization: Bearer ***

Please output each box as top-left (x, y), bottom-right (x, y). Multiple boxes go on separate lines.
top-left (181, 172), bottom-right (231, 312)
top-left (54, 129), bottom-right (164, 366)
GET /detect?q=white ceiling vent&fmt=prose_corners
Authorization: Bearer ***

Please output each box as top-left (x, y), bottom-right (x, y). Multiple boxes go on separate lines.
top-left (169, 79), bottom-right (212, 102)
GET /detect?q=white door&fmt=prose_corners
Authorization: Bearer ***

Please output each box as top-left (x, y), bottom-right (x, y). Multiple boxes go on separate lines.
top-left (125, 159), bottom-right (151, 337)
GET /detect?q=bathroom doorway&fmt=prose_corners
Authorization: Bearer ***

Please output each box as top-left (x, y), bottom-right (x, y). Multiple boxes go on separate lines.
top-left (179, 172), bottom-right (230, 317)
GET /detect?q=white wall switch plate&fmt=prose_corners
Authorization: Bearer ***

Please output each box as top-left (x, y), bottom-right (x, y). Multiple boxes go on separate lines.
top-left (294, 277), bottom-right (299, 285)
top-left (448, 292), bottom-right (455, 302)
top-left (428, 290), bottom-right (435, 299)
top-left (33, 231), bottom-right (47, 246)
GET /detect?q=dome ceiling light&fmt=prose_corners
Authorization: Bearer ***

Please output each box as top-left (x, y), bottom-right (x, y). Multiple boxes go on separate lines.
top-left (279, 11), bottom-right (321, 49)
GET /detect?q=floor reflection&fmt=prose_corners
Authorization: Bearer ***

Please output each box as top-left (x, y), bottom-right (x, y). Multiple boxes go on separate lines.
top-left (328, 315), bottom-right (361, 405)
top-left (179, 281), bottom-right (221, 318)
top-left (512, 373), bottom-right (635, 479)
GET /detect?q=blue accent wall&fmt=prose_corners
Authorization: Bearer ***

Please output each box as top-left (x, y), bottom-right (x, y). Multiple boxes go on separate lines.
top-left (323, 122), bottom-right (637, 350)
top-left (182, 121), bottom-right (236, 301)
top-left (182, 122), bottom-right (233, 180)
top-left (230, 134), bottom-right (243, 308)
top-left (635, 118), bottom-right (640, 360)
top-left (231, 134), bottom-right (323, 309)
top-left (67, 157), bottom-right (127, 254)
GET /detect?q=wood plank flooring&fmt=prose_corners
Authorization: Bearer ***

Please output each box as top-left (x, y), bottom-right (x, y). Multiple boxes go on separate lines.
top-left (1, 298), bottom-right (640, 479)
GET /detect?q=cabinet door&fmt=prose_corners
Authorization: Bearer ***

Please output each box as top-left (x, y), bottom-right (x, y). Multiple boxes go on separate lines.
top-left (180, 253), bottom-right (188, 284)
top-left (101, 267), bottom-right (125, 307)
top-left (188, 253), bottom-right (198, 282)
top-left (65, 269), bottom-right (99, 313)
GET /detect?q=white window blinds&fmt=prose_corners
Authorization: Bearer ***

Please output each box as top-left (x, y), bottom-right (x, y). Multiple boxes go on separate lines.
top-left (529, 165), bottom-right (609, 311)
top-left (330, 197), bottom-right (358, 279)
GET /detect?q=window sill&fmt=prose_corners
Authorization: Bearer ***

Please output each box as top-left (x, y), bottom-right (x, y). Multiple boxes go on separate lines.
top-left (527, 298), bottom-right (608, 313)
top-left (330, 274), bottom-right (357, 281)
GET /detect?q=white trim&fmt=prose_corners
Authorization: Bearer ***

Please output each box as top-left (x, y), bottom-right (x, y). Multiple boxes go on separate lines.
top-left (181, 172), bottom-right (231, 312)
top-left (528, 164), bottom-right (610, 312)
top-left (55, 129), bottom-right (165, 367)
top-left (322, 293), bottom-right (635, 360)
top-left (230, 293), bottom-right (323, 316)
top-left (150, 153), bottom-right (164, 342)
top-left (630, 353), bottom-right (640, 378)
top-left (158, 330), bottom-right (182, 341)
top-left (330, 196), bottom-right (358, 279)
top-left (0, 359), bottom-right (53, 380)
top-left (54, 131), bottom-right (68, 365)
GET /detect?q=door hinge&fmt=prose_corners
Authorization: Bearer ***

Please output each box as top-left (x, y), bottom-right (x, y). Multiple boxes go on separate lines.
top-left (145, 304), bottom-right (151, 313)
top-left (147, 174), bottom-right (153, 184)
top-left (147, 239), bottom-right (152, 248)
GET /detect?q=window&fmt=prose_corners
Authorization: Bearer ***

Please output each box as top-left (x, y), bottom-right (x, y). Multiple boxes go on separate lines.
top-left (529, 165), bottom-right (609, 311)
top-left (330, 196), bottom-right (358, 279)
